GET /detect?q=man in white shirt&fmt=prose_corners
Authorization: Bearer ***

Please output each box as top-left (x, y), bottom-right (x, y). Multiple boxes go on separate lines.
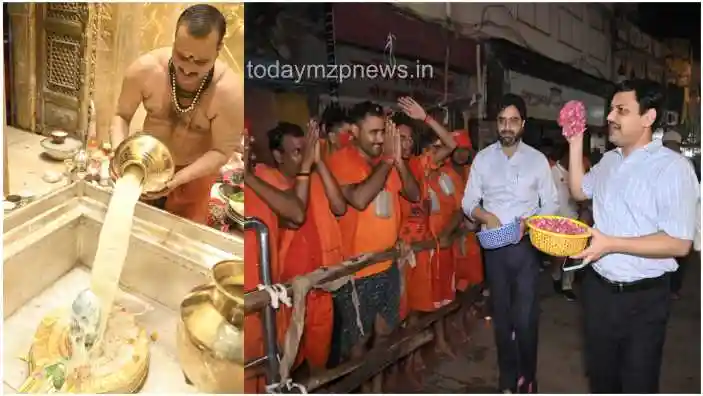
top-left (462, 94), bottom-right (559, 394)
top-left (567, 79), bottom-right (698, 393)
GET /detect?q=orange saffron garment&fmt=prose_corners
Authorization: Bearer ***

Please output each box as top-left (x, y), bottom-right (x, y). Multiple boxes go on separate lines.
top-left (327, 146), bottom-right (402, 278)
top-left (453, 165), bottom-right (484, 291)
top-left (400, 154), bottom-right (436, 313)
top-left (276, 173), bottom-right (342, 370)
top-left (160, 165), bottom-right (219, 225)
top-left (427, 161), bottom-right (463, 307)
top-left (243, 164), bottom-right (282, 394)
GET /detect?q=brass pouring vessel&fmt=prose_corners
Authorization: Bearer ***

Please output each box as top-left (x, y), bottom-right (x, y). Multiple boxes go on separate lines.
top-left (110, 133), bottom-right (175, 193)
top-left (177, 260), bottom-right (244, 393)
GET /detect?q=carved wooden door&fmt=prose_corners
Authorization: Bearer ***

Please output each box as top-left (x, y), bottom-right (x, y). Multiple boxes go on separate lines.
top-left (36, 3), bottom-right (90, 137)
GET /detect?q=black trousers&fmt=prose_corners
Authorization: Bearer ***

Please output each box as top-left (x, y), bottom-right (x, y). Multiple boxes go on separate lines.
top-left (582, 268), bottom-right (671, 393)
top-left (484, 238), bottom-right (541, 391)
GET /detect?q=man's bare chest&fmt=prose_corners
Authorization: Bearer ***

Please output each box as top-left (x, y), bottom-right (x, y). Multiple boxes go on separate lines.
top-left (142, 81), bottom-right (214, 135)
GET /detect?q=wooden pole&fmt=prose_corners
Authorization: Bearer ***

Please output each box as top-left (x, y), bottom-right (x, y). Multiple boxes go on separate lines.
top-left (244, 235), bottom-right (460, 314)
top-left (244, 286), bottom-right (483, 393)
top-left (312, 295), bottom-right (472, 393)
top-left (317, 330), bottom-right (434, 393)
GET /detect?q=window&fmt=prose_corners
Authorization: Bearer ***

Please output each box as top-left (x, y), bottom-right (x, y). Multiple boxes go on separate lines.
top-left (558, 8), bottom-right (583, 51)
top-left (558, 8), bottom-right (573, 46)
top-left (517, 3), bottom-right (536, 26)
top-left (565, 4), bottom-right (584, 20)
top-left (571, 19), bottom-right (583, 49)
top-left (534, 4), bottom-right (551, 35)
top-left (587, 30), bottom-right (608, 61)
top-left (587, 6), bottom-right (605, 32)
top-left (517, 3), bottom-right (550, 36)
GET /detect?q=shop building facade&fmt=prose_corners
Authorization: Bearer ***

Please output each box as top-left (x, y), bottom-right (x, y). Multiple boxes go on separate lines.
top-left (244, 3), bottom-right (482, 161)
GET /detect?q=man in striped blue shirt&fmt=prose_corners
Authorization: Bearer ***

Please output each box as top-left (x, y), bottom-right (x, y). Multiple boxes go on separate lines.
top-left (567, 79), bottom-right (699, 393)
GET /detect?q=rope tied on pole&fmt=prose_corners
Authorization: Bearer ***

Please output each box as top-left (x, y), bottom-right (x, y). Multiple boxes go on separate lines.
top-left (265, 378), bottom-right (308, 394)
top-left (275, 240), bottom-right (419, 388)
top-left (257, 284), bottom-right (293, 310)
top-left (244, 233), bottom-right (468, 391)
top-left (274, 269), bottom-right (366, 390)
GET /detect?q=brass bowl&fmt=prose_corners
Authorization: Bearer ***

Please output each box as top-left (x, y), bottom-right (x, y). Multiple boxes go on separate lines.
top-left (110, 133), bottom-right (175, 193)
top-left (177, 286), bottom-right (244, 393)
top-left (50, 130), bottom-right (68, 144)
top-left (211, 260), bottom-right (244, 326)
top-left (177, 260), bottom-right (244, 393)
top-left (40, 137), bottom-right (81, 161)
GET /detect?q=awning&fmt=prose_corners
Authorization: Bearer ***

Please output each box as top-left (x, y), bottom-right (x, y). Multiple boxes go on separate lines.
top-left (333, 3), bottom-right (479, 74)
top-left (486, 38), bottom-right (614, 99)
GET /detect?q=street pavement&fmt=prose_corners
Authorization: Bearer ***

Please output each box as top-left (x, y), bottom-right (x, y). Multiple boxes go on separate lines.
top-left (393, 261), bottom-right (701, 393)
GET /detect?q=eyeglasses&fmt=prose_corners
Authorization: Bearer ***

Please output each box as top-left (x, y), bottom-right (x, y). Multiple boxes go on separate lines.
top-left (497, 117), bottom-right (522, 127)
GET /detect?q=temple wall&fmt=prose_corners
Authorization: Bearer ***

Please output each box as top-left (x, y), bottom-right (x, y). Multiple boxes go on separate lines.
top-left (7, 3), bottom-right (38, 132)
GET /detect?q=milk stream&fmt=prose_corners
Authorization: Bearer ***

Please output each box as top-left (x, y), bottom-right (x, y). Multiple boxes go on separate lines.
top-left (23, 166), bottom-right (148, 391)
top-left (88, 166), bottom-right (145, 353)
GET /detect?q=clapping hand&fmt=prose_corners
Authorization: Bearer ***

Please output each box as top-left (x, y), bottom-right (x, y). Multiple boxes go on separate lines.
top-left (301, 119), bottom-right (320, 172)
top-left (383, 118), bottom-right (402, 165)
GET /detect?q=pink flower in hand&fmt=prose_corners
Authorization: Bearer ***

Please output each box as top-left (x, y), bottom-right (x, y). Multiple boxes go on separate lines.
top-left (559, 100), bottom-right (587, 138)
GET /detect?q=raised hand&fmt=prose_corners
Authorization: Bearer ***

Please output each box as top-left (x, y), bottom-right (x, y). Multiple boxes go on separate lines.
top-left (398, 96), bottom-right (427, 121)
top-left (564, 127), bottom-right (587, 145)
